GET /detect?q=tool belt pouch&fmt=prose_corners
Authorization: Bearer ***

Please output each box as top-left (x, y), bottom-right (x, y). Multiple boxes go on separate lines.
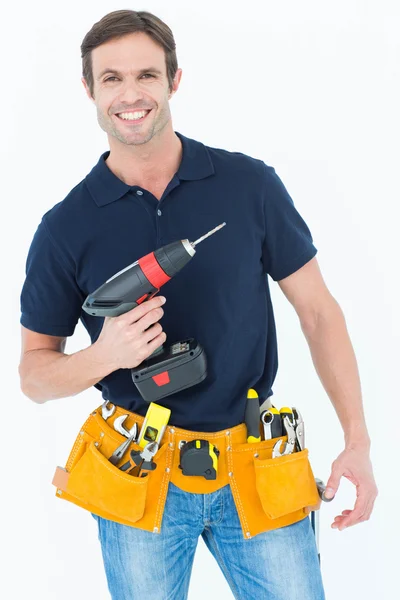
top-left (228, 436), bottom-right (321, 537)
top-left (253, 446), bottom-right (320, 519)
top-left (52, 407), bottom-right (168, 526)
top-left (52, 406), bottom-right (321, 538)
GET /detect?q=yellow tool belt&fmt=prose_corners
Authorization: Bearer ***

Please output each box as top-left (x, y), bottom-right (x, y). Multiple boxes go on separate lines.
top-left (52, 404), bottom-right (321, 540)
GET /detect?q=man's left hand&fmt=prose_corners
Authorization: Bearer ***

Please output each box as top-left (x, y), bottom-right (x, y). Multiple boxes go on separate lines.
top-left (324, 444), bottom-right (378, 530)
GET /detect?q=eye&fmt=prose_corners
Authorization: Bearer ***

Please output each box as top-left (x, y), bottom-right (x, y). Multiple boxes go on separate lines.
top-left (103, 74), bottom-right (155, 83)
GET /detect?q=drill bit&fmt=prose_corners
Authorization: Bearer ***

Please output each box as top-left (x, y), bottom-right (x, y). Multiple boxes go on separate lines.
top-left (192, 222), bottom-right (226, 247)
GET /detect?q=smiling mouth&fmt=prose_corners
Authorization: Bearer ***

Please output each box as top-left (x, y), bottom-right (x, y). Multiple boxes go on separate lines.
top-left (114, 109), bottom-right (152, 124)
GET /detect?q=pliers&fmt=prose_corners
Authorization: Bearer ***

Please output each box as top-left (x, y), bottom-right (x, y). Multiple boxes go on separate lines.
top-left (272, 415), bottom-right (297, 458)
top-left (120, 441), bottom-right (159, 477)
top-left (272, 407), bottom-right (305, 457)
top-left (292, 407), bottom-right (305, 452)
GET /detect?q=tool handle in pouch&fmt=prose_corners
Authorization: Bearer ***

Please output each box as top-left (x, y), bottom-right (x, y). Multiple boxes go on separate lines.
top-left (245, 389), bottom-right (261, 442)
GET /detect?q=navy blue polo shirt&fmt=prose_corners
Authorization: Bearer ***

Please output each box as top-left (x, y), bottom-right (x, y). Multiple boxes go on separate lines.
top-left (20, 131), bottom-right (317, 431)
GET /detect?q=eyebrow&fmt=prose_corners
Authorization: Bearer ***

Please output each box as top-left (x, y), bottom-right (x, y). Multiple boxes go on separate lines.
top-left (97, 67), bottom-right (163, 81)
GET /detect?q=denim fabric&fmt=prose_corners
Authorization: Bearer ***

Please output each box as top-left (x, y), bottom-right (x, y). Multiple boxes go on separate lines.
top-left (92, 482), bottom-right (326, 599)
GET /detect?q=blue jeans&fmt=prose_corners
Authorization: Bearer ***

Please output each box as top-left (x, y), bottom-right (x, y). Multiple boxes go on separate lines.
top-left (92, 482), bottom-right (326, 599)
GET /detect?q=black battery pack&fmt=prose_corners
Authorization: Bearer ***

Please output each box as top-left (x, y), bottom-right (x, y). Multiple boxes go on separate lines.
top-left (130, 338), bottom-right (207, 402)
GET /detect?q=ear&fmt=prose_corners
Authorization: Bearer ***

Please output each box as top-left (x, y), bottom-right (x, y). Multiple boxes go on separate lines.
top-left (169, 68), bottom-right (183, 98)
top-left (81, 78), bottom-right (96, 104)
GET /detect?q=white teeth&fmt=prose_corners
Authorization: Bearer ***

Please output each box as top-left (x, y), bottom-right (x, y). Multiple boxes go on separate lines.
top-left (117, 110), bottom-right (149, 121)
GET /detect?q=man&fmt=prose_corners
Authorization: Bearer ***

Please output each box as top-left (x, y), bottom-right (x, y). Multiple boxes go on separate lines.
top-left (19, 9), bottom-right (377, 600)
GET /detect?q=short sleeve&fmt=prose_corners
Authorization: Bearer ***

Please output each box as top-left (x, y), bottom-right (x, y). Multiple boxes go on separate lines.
top-left (20, 219), bottom-right (84, 336)
top-left (261, 164), bottom-right (318, 281)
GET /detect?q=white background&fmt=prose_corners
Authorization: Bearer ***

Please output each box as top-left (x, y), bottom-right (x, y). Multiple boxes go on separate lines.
top-left (2, 0), bottom-right (398, 598)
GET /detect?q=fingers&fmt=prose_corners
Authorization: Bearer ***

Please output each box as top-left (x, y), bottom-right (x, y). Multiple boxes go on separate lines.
top-left (143, 322), bottom-right (164, 344)
top-left (363, 493), bottom-right (377, 521)
top-left (332, 492), bottom-right (367, 530)
top-left (146, 330), bottom-right (167, 353)
top-left (137, 306), bottom-right (165, 333)
top-left (349, 491), bottom-right (377, 526)
top-left (326, 448), bottom-right (379, 531)
top-left (325, 464), bottom-right (342, 499)
top-left (331, 486), bottom-right (378, 530)
top-left (118, 296), bottom-right (166, 325)
top-left (332, 510), bottom-right (351, 529)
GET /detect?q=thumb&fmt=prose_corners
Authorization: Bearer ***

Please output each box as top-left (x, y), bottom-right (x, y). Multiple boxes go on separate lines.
top-left (325, 467), bottom-right (342, 499)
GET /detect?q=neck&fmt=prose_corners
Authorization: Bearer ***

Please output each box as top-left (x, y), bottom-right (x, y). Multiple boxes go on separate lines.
top-left (105, 126), bottom-right (182, 186)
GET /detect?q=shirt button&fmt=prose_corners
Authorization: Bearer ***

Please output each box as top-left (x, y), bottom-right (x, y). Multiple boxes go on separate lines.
top-left (136, 190), bottom-right (143, 196)
top-left (157, 209), bottom-right (162, 216)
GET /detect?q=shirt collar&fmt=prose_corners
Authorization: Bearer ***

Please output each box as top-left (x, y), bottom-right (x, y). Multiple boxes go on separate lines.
top-left (85, 131), bottom-right (215, 207)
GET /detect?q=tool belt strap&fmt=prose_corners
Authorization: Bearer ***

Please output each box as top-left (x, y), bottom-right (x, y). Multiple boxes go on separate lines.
top-left (52, 404), bottom-right (321, 539)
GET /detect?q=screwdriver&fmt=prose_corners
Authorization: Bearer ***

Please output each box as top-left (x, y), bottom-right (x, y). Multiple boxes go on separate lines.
top-left (245, 389), bottom-right (261, 443)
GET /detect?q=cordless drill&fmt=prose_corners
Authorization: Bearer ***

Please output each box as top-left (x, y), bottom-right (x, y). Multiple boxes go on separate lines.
top-left (82, 222), bottom-right (226, 401)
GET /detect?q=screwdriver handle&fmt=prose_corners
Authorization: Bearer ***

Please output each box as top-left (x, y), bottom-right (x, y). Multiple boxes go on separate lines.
top-left (245, 389), bottom-right (261, 443)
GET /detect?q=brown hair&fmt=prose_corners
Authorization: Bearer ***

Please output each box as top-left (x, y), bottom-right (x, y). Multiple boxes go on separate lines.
top-left (81, 9), bottom-right (178, 98)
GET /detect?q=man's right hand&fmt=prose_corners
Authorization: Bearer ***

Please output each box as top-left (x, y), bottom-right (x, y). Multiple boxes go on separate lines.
top-left (94, 296), bottom-right (167, 370)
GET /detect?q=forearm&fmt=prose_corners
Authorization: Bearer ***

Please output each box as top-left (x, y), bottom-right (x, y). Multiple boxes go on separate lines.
top-left (301, 299), bottom-right (370, 449)
top-left (19, 343), bottom-right (114, 403)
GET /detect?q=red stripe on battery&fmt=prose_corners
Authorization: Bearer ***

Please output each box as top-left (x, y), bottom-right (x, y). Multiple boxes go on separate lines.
top-left (152, 371), bottom-right (170, 386)
top-left (139, 252), bottom-right (171, 288)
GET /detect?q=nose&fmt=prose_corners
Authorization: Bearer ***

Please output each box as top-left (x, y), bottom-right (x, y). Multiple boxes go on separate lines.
top-left (117, 76), bottom-right (146, 104)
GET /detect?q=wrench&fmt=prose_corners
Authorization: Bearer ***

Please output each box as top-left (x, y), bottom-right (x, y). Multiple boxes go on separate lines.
top-left (101, 401), bottom-right (116, 421)
top-left (109, 423), bottom-right (138, 466)
top-left (114, 414), bottom-right (136, 438)
top-left (260, 408), bottom-right (282, 440)
top-left (272, 416), bottom-right (297, 458)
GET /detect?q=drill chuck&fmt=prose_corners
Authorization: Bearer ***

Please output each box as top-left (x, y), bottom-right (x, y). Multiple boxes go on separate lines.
top-left (153, 239), bottom-right (195, 277)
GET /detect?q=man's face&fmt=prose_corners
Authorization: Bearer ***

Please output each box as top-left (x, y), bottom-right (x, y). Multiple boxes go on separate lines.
top-left (83, 32), bottom-right (181, 146)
